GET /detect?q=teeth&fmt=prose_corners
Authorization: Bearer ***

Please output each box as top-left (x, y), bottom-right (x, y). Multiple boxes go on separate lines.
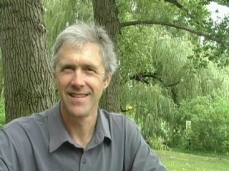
top-left (71, 94), bottom-right (87, 98)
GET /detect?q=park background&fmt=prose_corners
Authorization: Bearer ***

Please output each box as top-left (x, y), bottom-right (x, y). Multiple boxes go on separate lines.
top-left (1, 0), bottom-right (229, 170)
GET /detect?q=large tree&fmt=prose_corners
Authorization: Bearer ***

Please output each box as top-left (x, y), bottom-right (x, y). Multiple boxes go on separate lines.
top-left (0, 0), bottom-right (56, 122)
top-left (92, 0), bottom-right (120, 112)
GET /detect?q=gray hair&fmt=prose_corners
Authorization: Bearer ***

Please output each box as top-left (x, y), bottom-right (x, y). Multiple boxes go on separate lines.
top-left (51, 22), bottom-right (118, 76)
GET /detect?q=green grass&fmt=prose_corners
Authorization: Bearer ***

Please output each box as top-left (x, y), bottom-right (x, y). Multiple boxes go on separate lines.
top-left (156, 150), bottom-right (229, 171)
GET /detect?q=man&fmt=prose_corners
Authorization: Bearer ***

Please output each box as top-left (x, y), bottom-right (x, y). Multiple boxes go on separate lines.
top-left (0, 22), bottom-right (167, 171)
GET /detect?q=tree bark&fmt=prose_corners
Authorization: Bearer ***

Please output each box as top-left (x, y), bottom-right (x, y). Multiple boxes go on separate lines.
top-left (92, 0), bottom-right (120, 112)
top-left (0, 0), bottom-right (56, 123)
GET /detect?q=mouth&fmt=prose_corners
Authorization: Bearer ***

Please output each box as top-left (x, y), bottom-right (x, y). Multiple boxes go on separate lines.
top-left (69, 93), bottom-right (88, 98)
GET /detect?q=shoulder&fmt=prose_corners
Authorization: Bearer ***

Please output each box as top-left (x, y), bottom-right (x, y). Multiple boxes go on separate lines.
top-left (101, 109), bottom-right (136, 123)
top-left (100, 109), bottom-right (140, 133)
top-left (3, 111), bottom-right (48, 130)
top-left (0, 110), bottom-right (49, 142)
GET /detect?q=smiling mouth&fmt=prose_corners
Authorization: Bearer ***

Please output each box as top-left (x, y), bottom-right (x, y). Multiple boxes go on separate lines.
top-left (69, 94), bottom-right (88, 98)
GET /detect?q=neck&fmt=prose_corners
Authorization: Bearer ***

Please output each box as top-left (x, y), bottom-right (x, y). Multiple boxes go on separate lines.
top-left (61, 112), bottom-right (98, 149)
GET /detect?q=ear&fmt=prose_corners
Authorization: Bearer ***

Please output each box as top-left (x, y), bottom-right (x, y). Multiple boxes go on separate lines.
top-left (103, 74), bottom-right (112, 89)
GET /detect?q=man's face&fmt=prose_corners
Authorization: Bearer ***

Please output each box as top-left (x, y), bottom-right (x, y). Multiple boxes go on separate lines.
top-left (54, 42), bottom-right (111, 118)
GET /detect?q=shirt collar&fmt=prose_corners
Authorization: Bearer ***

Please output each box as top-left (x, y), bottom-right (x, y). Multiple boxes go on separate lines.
top-left (48, 102), bottom-right (112, 152)
top-left (48, 102), bottom-right (72, 153)
top-left (94, 109), bottom-right (112, 144)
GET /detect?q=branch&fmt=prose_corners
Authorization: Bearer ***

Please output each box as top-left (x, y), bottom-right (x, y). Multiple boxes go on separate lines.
top-left (129, 72), bottom-right (180, 87)
top-left (120, 20), bottom-right (229, 48)
top-left (163, 0), bottom-right (209, 35)
top-left (129, 73), bottom-right (158, 84)
top-left (164, 0), bottom-right (183, 9)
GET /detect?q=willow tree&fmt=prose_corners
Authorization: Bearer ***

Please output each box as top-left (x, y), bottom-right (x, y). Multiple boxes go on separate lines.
top-left (0, 0), bottom-right (56, 122)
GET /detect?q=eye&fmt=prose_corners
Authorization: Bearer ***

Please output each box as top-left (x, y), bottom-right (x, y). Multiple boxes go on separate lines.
top-left (65, 66), bottom-right (73, 70)
top-left (61, 65), bottom-right (75, 72)
top-left (85, 67), bottom-right (95, 73)
top-left (83, 65), bottom-right (98, 75)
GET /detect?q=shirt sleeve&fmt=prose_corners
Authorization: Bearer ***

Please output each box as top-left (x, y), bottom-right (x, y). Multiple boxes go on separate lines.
top-left (0, 129), bottom-right (19, 171)
top-left (124, 119), bottom-right (168, 171)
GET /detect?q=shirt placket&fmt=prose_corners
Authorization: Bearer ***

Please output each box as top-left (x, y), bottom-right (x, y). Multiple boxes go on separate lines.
top-left (80, 152), bottom-right (89, 171)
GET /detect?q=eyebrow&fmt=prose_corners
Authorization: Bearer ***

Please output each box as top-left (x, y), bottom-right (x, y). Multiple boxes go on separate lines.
top-left (59, 62), bottom-right (75, 68)
top-left (59, 61), bottom-right (100, 70)
top-left (83, 63), bottom-right (98, 69)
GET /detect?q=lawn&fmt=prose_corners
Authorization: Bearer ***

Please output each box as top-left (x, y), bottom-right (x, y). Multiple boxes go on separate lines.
top-left (156, 150), bottom-right (229, 171)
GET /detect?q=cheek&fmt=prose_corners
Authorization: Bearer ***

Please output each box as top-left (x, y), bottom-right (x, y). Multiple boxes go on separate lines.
top-left (56, 72), bottom-right (73, 81)
top-left (55, 76), bottom-right (69, 89)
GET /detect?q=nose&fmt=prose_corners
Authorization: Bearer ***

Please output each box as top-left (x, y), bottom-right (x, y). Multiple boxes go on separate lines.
top-left (71, 70), bottom-right (85, 87)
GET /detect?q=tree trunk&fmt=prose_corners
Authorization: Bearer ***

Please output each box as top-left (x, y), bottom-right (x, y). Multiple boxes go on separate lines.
top-left (0, 0), bottom-right (56, 123)
top-left (92, 0), bottom-right (120, 112)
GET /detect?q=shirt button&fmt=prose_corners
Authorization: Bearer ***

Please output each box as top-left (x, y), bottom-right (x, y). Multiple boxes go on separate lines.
top-left (82, 158), bottom-right (87, 164)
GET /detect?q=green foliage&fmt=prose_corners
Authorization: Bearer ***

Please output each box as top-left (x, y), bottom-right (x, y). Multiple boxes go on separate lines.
top-left (121, 82), bottom-right (175, 143)
top-left (152, 34), bottom-right (194, 86)
top-left (148, 136), bottom-right (169, 151)
top-left (119, 18), bottom-right (229, 153)
top-left (171, 95), bottom-right (229, 153)
top-left (118, 26), bottom-right (157, 82)
top-left (43, 0), bottom-right (93, 52)
top-left (0, 98), bottom-right (5, 127)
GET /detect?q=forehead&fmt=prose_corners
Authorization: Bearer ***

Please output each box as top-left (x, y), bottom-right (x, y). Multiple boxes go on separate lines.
top-left (57, 42), bottom-right (103, 64)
